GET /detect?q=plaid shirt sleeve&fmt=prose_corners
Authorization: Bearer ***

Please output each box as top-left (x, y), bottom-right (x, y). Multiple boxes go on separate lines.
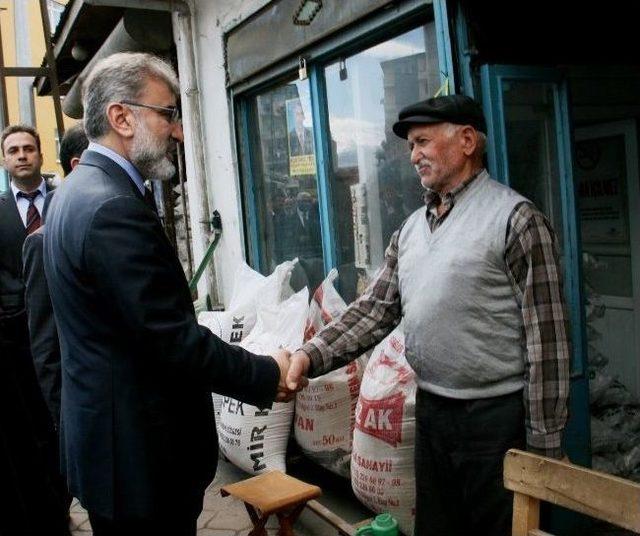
top-left (505, 201), bottom-right (571, 459)
top-left (301, 230), bottom-right (402, 377)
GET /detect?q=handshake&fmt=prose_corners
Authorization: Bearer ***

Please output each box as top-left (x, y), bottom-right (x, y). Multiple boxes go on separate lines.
top-left (271, 349), bottom-right (311, 402)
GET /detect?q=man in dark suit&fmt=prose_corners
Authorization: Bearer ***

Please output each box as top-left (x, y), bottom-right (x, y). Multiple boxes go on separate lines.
top-left (44, 52), bottom-right (294, 535)
top-left (23, 123), bottom-right (88, 428)
top-left (21, 125), bottom-right (88, 523)
top-left (0, 124), bottom-right (70, 534)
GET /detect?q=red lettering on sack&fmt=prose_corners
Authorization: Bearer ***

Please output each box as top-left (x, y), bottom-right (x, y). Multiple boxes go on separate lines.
top-left (355, 392), bottom-right (405, 447)
top-left (389, 335), bottom-right (404, 354)
top-left (374, 353), bottom-right (415, 385)
top-left (296, 415), bottom-right (314, 431)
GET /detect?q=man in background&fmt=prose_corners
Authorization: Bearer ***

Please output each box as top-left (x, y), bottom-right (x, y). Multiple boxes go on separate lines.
top-left (23, 123), bottom-right (89, 428)
top-left (0, 124), bottom-right (69, 534)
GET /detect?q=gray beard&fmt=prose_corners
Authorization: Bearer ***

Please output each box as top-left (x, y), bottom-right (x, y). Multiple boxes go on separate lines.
top-left (130, 126), bottom-right (176, 181)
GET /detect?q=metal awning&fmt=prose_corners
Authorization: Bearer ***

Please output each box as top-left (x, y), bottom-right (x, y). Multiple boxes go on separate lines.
top-left (35, 0), bottom-right (173, 118)
top-left (35, 0), bottom-right (124, 96)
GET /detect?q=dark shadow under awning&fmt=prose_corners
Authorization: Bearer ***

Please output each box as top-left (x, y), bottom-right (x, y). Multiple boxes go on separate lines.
top-left (35, 0), bottom-right (124, 96)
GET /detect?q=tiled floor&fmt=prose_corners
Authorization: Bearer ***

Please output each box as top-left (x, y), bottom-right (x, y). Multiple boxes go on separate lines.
top-left (70, 454), bottom-right (373, 535)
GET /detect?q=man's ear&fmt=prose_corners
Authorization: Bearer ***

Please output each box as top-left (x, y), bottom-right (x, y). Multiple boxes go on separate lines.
top-left (460, 125), bottom-right (478, 157)
top-left (70, 156), bottom-right (81, 170)
top-left (106, 102), bottom-right (135, 139)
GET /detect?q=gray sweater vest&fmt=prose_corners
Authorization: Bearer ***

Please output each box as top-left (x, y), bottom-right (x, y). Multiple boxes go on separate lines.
top-left (398, 171), bottom-right (528, 399)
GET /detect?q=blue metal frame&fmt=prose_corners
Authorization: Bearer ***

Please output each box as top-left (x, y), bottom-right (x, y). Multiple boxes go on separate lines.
top-left (237, 99), bottom-right (263, 273)
top-left (554, 81), bottom-right (591, 469)
top-left (309, 65), bottom-right (338, 275)
top-left (433, 0), bottom-right (455, 93)
top-left (554, 80), bottom-right (588, 380)
top-left (480, 65), bottom-right (506, 181)
top-left (479, 64), bottom-right (591, 466)
top-left (453, 2), bottom-right (475, 98)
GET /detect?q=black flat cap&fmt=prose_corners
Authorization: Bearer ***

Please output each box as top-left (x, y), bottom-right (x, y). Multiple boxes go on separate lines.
top-left (392, 95), bottom-right (487, 139)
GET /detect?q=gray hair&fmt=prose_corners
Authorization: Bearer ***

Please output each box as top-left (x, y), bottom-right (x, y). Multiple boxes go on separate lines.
top-left (443, 123), bottom-right (487, 155)
top-left (82, 52), bottom-right (179, 140)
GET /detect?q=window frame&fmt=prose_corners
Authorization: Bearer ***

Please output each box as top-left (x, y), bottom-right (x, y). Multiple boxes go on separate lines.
top-left (233, 0), bottom-right (453, 274)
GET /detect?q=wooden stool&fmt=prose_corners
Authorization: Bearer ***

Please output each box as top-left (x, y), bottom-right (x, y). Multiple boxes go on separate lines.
top-left (221, 470), bottom-right (322, 536)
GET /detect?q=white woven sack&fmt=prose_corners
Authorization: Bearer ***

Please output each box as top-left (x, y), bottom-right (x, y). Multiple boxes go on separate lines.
top-left (198, 260), bottom-right (296, 421)
top-left (218, 287), bottom-right (309, 474)
top-left (295, 269), bottom-right (365, 477)
top-left (351, 327), bottom-right (416, 536)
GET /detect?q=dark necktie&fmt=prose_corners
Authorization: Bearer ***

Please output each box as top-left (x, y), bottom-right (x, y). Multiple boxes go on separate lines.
top-left (143, 187), bottom-right (158, 214)
top-left (17, 190), bottom-right (42, 234)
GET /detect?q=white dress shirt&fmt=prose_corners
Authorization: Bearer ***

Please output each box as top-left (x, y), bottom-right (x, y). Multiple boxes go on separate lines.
top-left (10, 179), bottom-right (46, 227)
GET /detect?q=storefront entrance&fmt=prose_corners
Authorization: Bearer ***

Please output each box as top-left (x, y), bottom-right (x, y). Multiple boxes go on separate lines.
top-left (481, 65), bottom-right (640, 485)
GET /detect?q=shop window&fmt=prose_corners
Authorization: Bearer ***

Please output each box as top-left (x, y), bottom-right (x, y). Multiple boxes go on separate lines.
top-left (324, 23), bottom-right (440, 301)
top-left (237, 13), bottom-right (441, 299)
top-left (242, 79), bottom-right (324, 292)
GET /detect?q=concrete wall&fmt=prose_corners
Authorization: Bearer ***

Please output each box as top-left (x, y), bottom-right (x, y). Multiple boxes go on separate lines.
top-left (179, 0), bottom-right (269, 305)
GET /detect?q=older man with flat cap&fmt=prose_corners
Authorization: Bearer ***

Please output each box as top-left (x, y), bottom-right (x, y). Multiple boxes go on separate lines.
top-left (284, 95), bottom-right (570, 535)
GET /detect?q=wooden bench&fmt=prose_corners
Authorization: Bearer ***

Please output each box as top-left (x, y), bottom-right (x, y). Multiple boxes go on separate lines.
top-left (504, 449), bottom-right (640, 535)
top-left (221, 470), bottom-right (321, 536)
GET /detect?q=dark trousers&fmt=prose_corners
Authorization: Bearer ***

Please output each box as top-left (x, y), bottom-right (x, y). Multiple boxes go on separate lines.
top-left (414, 389), bottom-right (526, 536)
top-left (88, 512), bottom-right (197, 536)
top-left (0, 329), bottom-right (70, 536)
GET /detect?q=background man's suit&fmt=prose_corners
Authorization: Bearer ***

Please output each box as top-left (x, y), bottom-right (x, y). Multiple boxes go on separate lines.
top-left (23, 192), bottom-right (61, 425)
top-left (44, 150), bottom-right (280, 524)
top-left (0, 187), bottom-right (69, 534)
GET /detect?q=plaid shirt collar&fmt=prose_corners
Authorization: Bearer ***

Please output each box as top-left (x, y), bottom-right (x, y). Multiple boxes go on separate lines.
top-left (423, 168), bottom-right (484, 230)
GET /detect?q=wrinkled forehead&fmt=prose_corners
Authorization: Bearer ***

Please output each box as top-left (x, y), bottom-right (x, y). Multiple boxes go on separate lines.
top-left (406, 122), bottom-right (447, 142)
top-left (138, 75), bottom-right (178, 104)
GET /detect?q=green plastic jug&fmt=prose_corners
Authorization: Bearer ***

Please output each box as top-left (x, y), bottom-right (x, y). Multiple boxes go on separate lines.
top-left (355, 513), bottom-right (399, 536)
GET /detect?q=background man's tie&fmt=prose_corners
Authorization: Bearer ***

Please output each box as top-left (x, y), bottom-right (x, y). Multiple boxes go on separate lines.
top-left (17, 190), bottom-right (42, 234)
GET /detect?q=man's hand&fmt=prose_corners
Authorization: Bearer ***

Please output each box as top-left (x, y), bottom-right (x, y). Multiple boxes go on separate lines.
top-left (272, 348), bottom-right (292, 402)
top-left (286, 350), bottom-right (311, 392)
top-left (271, 348), bottom-right (311, 402)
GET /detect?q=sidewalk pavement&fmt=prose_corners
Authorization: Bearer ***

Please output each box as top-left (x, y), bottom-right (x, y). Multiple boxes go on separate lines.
top-left (70, 454), bottom-right (373, 535)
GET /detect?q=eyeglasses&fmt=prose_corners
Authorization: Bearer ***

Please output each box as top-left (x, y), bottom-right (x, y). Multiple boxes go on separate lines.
top-left (120, 100), bottom-right (181, 123)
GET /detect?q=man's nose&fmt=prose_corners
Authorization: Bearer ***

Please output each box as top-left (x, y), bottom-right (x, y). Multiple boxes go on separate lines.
top-left (410, 145), bottom-right (421, 165)
top-left (171, 122), bottom-right (184, 143)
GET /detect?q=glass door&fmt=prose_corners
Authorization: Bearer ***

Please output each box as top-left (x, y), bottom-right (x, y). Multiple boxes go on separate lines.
top-left (575, 120), bottom-right (640, 481)
top-left (481, 65), bottom-right (590, 466)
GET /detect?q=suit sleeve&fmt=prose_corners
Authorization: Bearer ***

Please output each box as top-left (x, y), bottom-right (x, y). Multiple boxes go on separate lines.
top-left (84, 196), bottom-right (280, 408)
top-left (22, 231), bottom-right (61, 426)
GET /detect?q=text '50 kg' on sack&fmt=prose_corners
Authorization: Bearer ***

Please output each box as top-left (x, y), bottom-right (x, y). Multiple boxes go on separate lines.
top-left (351, 326), bottom-right (416, 536)
top-left (295, 269), bottom-right (366, 478)
top-left (218, 287), bottom-right (309, 474)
